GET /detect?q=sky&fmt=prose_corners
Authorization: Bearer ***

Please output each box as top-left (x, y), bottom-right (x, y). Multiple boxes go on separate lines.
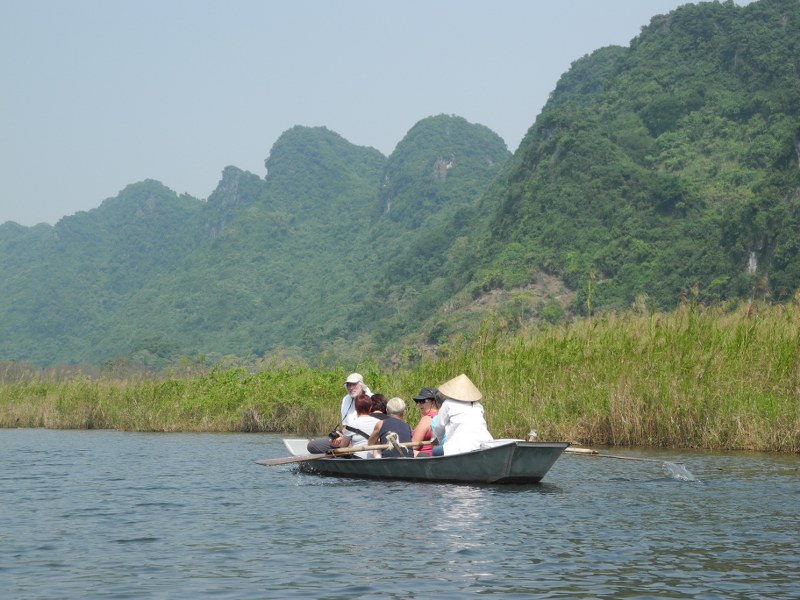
top-left (1, 0), bottom-right (720, 227)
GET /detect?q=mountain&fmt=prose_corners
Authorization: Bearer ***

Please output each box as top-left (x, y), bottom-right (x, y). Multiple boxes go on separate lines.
top-left (348, 115), bottom-right (513, 349)
top-left (0, 181), bottom-right (206, 364)
top-left (104, 126), bottom-right (388, 364)
top-left (2, 0), bottom-right (799, 369)
top-left (0, 117), bottom-right (509, 367)
top-left (470, 0), bottom-right (800, 313)
top-left (351, 0), bottom-right (800, 360)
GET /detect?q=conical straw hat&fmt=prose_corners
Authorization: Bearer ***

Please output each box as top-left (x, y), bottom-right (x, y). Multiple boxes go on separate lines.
top-left (437, 373), bottom-right (483, 402)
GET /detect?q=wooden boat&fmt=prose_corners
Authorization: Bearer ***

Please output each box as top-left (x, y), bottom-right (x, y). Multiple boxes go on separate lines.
top-left (278, 438), bottom-right (569, 484)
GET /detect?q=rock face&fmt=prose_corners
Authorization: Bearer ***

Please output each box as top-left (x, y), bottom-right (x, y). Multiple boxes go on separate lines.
top-left (433, 155), bottom-right (455, 182)
top-left (205, 166), bottom-right (265, 238)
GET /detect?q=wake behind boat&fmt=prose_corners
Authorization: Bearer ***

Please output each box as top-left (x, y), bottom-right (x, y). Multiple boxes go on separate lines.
top-left (276, 438), bottom-right (569, 484)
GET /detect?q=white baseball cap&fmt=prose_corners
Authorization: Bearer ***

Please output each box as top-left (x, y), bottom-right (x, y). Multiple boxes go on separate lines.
top-left (345, 373), bottom-right (364, 384)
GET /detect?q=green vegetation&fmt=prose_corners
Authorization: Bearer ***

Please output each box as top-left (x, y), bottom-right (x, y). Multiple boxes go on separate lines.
top-left (0, 118), bottom-right (510, 367)
top-left (465, 0), bottom-right (800, 319)
top-left (1, 0), bottom-right (799, 378)
top-left (3, 299), bottom-right (798, 453)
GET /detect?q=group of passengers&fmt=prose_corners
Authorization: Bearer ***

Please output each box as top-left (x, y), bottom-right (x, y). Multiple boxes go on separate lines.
top-left (305, 372), bottom-right (493, 458)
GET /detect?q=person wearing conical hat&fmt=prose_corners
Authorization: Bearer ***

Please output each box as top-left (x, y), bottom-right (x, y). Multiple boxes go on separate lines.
top-left (431, 374), bottom-right (493, 456)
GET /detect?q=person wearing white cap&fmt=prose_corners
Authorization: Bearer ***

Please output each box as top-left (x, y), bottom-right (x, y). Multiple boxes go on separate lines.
top-left (306, 372), bottom-right (373, 453)
top-left (340, 373), bottom-right (372, 425)
top-left (431, 373), bottom-right (493, 456)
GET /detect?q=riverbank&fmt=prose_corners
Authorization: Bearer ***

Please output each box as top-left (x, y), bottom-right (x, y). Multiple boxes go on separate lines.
top-left (2, 300), bottom-right (798, 452)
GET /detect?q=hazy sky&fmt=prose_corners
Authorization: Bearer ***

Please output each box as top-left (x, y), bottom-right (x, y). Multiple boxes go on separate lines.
top-left (2, 0), bottom-right (717, 226)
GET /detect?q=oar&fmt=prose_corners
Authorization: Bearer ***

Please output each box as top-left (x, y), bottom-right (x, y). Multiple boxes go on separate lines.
top-left (565, 446), bottom-right (682, 464)
top-left (256, 440), bottom-right (427, 466)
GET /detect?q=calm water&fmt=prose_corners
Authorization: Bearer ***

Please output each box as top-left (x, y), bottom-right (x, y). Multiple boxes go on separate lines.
top-left (0, 430), bottom-right (797, 599)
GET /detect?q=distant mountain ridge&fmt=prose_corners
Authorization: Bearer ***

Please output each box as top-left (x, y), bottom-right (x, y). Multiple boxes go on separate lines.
top-left (2, 0), bottom-right (799, 369)
top-left (1, 116), bottom-right (510, 366)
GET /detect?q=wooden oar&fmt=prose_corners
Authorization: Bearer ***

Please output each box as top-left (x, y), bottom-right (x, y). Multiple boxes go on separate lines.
top-left (565, 446), bottom-right (681, 464)
top-left (257, 453), bottom-right (331, 466)
top-left (256, 440), bottom-right (427, 466)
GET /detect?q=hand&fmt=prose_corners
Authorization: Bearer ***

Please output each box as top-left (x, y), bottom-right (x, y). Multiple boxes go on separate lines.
top-left (330, 432), bottom-right (343, 448)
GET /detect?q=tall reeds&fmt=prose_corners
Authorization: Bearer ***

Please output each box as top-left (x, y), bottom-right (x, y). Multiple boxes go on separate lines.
top-left (442, 300), bottom-right (799, 452)
top-left (1, 300), bottom-right (798, 451)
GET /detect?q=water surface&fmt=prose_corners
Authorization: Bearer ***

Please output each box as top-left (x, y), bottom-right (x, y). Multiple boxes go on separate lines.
top-left (1, 429), bottom-right (797, 598)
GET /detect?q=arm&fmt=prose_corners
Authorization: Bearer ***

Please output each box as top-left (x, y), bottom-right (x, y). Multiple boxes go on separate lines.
top-left (367, 420), bottom-right (383, 446)
top-left (411, 415), bottom-right (431, 457)
top-left (411, 415), bottom-right (432, 445)
top-left (330, 431), bottom-right (350, 448)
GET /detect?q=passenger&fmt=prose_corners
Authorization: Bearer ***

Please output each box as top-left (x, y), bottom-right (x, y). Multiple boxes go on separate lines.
top-left (307, 372), bottom-right (372, 454)
top-left (369, 393), bottom-right (389, 421)
top-left (410, 387), bottom-right (438, 456)
top-left (431, 374), bottom-right (493, 456)
top-left (330, 393), bottom-right (379, 458)
top-left (368, 397), bottom-right (413, 457)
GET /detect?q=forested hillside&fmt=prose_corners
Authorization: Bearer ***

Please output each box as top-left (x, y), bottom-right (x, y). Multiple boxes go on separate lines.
top-left (0, 181), bottom-right (208, 365)
top-left (1, 0), bottom-right (798, 370)
top-left (0, 118), bottom-right (510, 367)
top-left (349, 116), bottom-right (512, 351)
top-left (106, 127), bottom-right (389, 365)
top-left (469, 0), bottom-right (800, 314)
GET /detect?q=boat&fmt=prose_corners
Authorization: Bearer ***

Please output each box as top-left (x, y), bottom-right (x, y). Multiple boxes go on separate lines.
top-left (275, 438), bottom-right (569, 484)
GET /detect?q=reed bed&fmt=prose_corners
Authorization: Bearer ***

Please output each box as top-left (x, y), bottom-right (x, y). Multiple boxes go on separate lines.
top-left (1, 301), bottom-right (798, 452)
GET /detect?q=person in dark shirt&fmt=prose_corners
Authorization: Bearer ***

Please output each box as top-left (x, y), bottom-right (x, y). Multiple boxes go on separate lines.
top-left (367, 397), bottom-right (413, 457)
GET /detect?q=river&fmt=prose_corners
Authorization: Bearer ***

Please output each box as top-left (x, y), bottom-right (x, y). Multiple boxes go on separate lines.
top-left (1, 429), bottom-right (797, 599)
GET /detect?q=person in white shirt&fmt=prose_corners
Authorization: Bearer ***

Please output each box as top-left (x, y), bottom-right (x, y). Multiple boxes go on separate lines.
top-left (432, 373), bottom-right (493, 456)
top-left (306, 372), bottom-right (373, 454)
top-left (339, 372), bottom-right (373, 426)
